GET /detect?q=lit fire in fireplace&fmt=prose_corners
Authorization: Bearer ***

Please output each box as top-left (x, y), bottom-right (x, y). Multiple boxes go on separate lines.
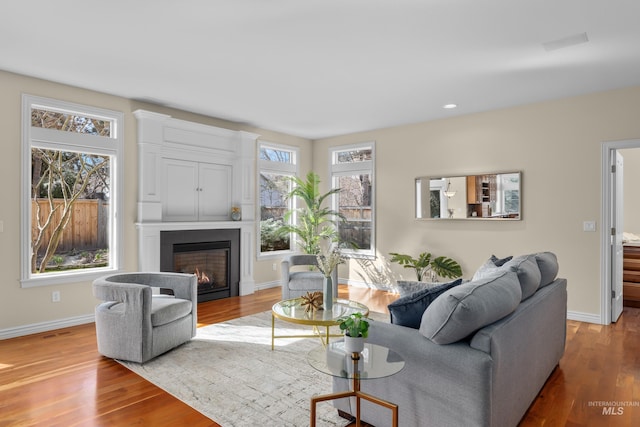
top-left (194, 268), bottom-right (212, 285)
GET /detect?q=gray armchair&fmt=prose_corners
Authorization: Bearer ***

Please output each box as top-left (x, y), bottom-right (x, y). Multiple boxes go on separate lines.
top-left (281, 254), bottom-right (338, 300)
top-left (92, 272), bottom-right (197, 363)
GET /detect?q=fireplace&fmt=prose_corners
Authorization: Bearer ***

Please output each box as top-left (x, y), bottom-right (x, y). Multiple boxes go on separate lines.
top-left (160, 229), bottom-right (240, 302)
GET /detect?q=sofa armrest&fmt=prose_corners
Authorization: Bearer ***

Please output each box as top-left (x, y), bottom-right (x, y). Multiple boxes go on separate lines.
top-left (469, 278), bottom-right (567, 427)
top-left (93, 280), bottom-right (152, 307)
top-left (153, 273), bottom-right (197, 302)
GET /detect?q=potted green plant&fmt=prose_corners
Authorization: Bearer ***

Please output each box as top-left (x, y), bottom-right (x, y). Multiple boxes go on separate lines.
top-left (278, 172), bottom-right (345, 254)
top-left (389, 251), bottom-right (462, 282)
top-left (337, 312), bottom-right (369, 354)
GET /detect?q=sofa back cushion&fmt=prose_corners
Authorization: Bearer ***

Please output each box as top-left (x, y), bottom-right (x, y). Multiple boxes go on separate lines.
top-left (419, 270), bottom-right (522, 344)
top-left (535, 252), bottom-right (559, 288)
top-left (388, 279), bottom-right (463, 329)
top-left (473, 253), bottom-right (549, 301)
top-left (504, 255), bottom-right (541, 300)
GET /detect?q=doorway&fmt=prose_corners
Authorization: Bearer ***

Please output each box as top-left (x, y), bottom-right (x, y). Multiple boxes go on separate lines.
top-left (601, 139), bottom-right (640, 324)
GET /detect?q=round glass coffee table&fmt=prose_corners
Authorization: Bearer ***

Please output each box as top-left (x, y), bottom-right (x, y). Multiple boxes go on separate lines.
top-left (271, 298), bottom-right (369, 350)
top-left (307, 341), bottom-right (405, 427)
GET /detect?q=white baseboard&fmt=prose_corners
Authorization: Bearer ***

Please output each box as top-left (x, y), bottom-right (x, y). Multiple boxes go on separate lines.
top-left (0, 313), bottom-right (95, 340)
top-left (342, 278), bottom-right (395, 292)
top-left (254, 280), bottom-right (280, 291)
top-left (567, 310), bottom-right (602, 324)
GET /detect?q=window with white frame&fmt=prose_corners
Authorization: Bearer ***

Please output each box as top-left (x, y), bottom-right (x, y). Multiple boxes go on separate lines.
top-left (258, 142), bottom-right (297, 255)
top-left (21, 95), bottom-right (123, 287)
top-left (331, 143), bottom-right (375, 257)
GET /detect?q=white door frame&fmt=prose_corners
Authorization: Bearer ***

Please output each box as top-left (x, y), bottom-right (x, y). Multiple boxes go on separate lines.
top-left (601, 139), bottom-right (640, 324)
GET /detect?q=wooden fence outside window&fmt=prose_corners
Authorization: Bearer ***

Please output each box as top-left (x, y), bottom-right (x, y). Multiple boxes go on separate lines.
top-left (31, 199), bottom-right (109, 254)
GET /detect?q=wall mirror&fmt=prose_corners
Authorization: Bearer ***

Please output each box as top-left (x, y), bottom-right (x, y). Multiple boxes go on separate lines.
top-left (416, 172), bottom-right (521, 220)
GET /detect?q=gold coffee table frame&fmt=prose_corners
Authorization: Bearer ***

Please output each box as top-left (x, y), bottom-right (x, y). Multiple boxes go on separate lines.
top-left (271, 298), bottom-right (369, 350)
top-left (308, 344), bottom-right (404, 427)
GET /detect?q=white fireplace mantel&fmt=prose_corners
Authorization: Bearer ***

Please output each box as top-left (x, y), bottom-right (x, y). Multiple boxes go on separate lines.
top-left (134, 110), bottom-right (259, 295)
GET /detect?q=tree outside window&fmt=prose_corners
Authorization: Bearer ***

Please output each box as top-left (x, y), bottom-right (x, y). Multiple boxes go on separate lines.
top-left (22, 95), bottom-right (123, 286)
top-left (331, 144), bottom-right (375, 256)
top-left (258, 144), bottom-right (296, 254)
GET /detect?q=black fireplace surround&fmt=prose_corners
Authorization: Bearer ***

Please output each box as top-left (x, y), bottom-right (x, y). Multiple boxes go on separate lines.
top-left (160, 229), bottom-right (240, 302)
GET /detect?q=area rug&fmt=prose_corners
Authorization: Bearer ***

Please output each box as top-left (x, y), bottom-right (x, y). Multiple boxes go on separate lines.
top-left (119, 310), bottom-right (388, 426)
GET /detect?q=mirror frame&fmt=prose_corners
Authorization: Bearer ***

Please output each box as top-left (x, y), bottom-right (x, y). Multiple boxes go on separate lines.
top-left (415, 171), bottom-right (522, 220)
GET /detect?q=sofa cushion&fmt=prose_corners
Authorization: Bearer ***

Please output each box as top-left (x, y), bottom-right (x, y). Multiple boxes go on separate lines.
top-left (388, 279), bottom-right (463, 329)
top-left (151, 297), bottom-right (193, 327)
top-left (503, 255), bottom-right (541, 300)
top-left (473, 253), bottom-right (543, 301)
top-left (419, 270), bottom-right (522, 344)
top-left (535, 252), bottom-right (559, 287)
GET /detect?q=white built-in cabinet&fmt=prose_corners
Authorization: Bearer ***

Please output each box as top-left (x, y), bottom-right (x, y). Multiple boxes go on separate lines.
top-left (133, 109), bottom-right (259, 224)
top-left (134, 109), bottom-right (260, 295)
top-left (163, 158), bottom-right (232, 221)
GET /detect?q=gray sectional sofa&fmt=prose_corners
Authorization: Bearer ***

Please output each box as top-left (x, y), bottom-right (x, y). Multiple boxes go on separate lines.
top-left (333, 252), bottom-right (567, 427)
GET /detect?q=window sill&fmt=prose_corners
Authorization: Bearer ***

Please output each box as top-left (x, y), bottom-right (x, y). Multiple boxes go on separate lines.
top-left (20, 267), bottom-right (120, 288)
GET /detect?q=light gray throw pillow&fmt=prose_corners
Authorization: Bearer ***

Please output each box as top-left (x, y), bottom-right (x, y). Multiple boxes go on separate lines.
top-left (396, 280), bottom-right (443, 297)
top-left (419, 270), bottom-right (522, 344)
top-left (471, 258), bottom-right (500, 281)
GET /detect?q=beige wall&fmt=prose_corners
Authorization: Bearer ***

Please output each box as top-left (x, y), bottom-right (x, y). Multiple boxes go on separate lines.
top-left (0, 70), bottom-right (311, 332)
top-left (314, 86), bottom-right (640, 319)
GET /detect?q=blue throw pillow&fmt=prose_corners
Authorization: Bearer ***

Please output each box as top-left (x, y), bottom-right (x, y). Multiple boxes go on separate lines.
top-left (388, 279), bottom-right (463, 329)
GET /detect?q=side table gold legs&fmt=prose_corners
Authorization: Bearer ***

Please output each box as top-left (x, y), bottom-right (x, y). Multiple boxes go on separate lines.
top-left (310, 353), bottom-right (399, 427)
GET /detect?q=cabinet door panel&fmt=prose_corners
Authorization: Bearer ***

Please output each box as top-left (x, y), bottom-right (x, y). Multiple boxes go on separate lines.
top-left (163, 158), bottom-right (199, 221)
top-left (199, 163), bottom-right (232, 220)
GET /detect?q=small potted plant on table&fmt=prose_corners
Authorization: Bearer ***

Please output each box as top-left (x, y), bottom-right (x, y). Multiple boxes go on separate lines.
top-left (338, 312), bottom-right (369, 354)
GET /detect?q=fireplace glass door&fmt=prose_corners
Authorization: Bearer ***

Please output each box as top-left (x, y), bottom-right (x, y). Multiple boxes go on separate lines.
top-left (173, 241), bottom-right (230, 295)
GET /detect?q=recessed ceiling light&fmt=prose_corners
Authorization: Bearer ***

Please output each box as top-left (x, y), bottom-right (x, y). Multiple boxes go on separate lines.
top-left (443, 104), bottom-right (457, 109)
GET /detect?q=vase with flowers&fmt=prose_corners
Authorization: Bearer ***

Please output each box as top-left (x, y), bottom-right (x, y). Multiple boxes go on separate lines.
top-left (316, 243), bottom-right (344, 311)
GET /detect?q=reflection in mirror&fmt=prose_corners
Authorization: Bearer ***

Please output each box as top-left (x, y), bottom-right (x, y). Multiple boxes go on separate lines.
top-left (416, 172), bottom-right (521, 220)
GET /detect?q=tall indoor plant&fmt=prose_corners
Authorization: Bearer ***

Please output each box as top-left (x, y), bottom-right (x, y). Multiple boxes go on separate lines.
top-left (279, 172), bottom-right (344, 254)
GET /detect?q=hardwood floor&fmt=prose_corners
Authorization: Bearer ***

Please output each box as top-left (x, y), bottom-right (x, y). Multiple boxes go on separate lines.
top-left (0, 285), bottom-right (638, 426)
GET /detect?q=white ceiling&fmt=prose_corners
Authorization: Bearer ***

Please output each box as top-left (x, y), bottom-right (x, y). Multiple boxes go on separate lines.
top-left (2, 0), bottom-right (640, 139)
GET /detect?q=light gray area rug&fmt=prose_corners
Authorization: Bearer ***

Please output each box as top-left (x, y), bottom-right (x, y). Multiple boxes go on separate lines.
top-left (119, 310), bottom-right (388, 426)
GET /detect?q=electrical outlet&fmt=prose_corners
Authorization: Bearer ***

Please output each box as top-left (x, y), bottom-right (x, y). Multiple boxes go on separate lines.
top-left (272, 263), bottom-right (277, 271)
top-left (52, 291), bottom-right (61, 302)
top-left (583, 221), bottom-right (596, 232)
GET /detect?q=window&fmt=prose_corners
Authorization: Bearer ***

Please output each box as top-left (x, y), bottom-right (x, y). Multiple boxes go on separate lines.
top-left (331, 143), bottom-right (375, 257)
top-left (258, 142), bottom-right (297, 255)
top-left (21, 95), bottom-right (123, 287)
top-left (494, 172), bottom-right (520, 216)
